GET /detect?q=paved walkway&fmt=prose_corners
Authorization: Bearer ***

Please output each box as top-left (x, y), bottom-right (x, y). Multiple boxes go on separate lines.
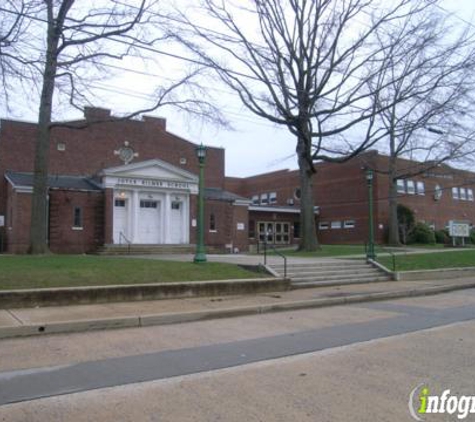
top-left (1, 276), bottom-right (475, 339)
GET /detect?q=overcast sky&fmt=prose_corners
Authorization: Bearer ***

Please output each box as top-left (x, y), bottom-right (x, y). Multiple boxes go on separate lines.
top-left (3, 0), bottom-right (475, 178)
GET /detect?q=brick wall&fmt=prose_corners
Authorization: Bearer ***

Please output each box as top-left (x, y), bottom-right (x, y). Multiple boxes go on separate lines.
top-left (48, 190), bottom-right (105, 254)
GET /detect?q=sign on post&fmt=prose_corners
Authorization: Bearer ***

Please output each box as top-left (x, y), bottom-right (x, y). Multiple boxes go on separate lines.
top-left (448, 220), bottom-right (470, 246)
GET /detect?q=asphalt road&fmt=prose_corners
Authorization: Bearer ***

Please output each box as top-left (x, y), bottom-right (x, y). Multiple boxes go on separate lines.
top-left (1, 289), bottom-right (475, 421)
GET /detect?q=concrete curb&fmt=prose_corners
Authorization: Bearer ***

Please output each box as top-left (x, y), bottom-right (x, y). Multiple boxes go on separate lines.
top-left (2, 280), bottom-right (475, 340)
top-left (397, 267), bottom-right (475, 281)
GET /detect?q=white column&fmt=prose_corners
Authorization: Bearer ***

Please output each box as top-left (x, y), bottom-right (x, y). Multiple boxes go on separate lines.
top-left (163, 192), bottom-right (171, 244)
top-left (182, 195), bottom-right (189, 244)
top-left (131, 190), bottom-right (140, 243)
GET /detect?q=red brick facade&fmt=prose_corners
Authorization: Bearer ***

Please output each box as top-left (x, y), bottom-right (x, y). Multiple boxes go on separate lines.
top-left (1, 108), bottom-right (474, 253)
top-left (226, 151), bottom-right (475, 245)
top-left (0, 108), bottom-right (240, 253)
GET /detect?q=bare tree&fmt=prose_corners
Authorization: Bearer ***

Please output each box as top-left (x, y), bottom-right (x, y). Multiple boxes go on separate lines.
top-left (0, 1), bottom-right (41, 110)
top-left (367, 9), bottom-right (475, 245)
top-left (4, 1), bottom-right (225, 254)
top-left (171, 0), bottom-right (437, 251)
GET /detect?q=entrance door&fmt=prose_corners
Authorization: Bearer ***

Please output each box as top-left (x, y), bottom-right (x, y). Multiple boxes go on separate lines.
top-left (170, 201), bottom-right (183, 244)
top-left (138, 200), bottom-right (161, 244)
top-left (113, 198), bottom-right (128, 244)
top-left (257, 221), bottom-right (290, 245)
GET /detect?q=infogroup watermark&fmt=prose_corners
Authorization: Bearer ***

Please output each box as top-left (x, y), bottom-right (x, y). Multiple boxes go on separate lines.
top-left (409, 384), bottom-right (475, 420)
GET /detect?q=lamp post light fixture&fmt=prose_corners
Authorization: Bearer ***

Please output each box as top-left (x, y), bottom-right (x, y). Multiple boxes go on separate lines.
top-left (194, 143), bottom-right (207, 263)
top-left (366, 169), bottom-right (376, 261)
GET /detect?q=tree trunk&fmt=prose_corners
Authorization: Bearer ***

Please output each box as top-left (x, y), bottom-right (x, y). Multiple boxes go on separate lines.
top-left (29, 15), bottom-right (59, 254)
top-left (296, 136), bottom-right (318, 251)
top-left (387, 130), bottom-right (400, 246)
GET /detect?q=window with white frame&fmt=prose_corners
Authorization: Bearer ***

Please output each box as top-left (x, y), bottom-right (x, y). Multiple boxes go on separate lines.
top-left (73, 206), bottom-right (83, 228)
top-left (318, 222), bottom-right (329, 230)
top-left (343, 220), bottom-right (355, 229)
top-left (269, 192), bottom-right (277, 204)
top-left (452, 187), bottom-right (459, 200)
top-left (416, 181), bottom-right (425, 195)
top-left (209, 213), bottom-right (216, 231)
top-left (396, 179), bottom-right (405, 193)
top-left (251, 195), bottom-right (259, 205)
top-left (406, 180), bottom-right (415, 195)
top-left (468, 189), bottom-right (474, 201)
top-left (460, 188), bottom-right (467, 200)
top-left (331, 221), bottom-right (342, 229)
top-left (260, 193), bottom-right (268, 205)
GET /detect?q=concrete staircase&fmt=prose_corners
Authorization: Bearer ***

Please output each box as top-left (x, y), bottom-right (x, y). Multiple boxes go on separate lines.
top-left (95, 244), bottom-right (196, 255)
top-left (269, 259), bottom-right (392, 288)
top-left (94, 244), bottom-right (228, 255)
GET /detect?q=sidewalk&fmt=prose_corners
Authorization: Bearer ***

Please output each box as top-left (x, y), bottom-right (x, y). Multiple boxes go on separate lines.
top-left (1, 276), bottom-right (475, 339)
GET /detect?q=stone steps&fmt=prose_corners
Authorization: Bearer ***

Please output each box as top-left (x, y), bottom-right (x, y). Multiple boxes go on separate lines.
top-left (95, 244), bottom-right (196, 255)
top-left (269, 260), bottom-right (392, 287)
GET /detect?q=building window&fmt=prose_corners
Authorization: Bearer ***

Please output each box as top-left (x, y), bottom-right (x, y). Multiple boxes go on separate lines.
top-left (406, 180), bottom-right (415, 195)
top-left (416, 181), bottom-right (425, 195)
top-left (460, 188), bottom-right (467, 201)
top-left (57, 142), bottom-right (66, 151)
top-left (209, 213), bottom-right (216, 231)
top-left (249, 220), bottom-right (255, 238)
top-left (73, 206), bottom-right (83, 228)
top-left (343, 220), bottom-right (355, 229)
top-left (114, 199), bottom-right (126, 207)
top-left (318, 222), bottom-right (329, 230)
top-left (171, 201), bottom-right (181, 210)
top-left (468, 189), bottom-right (474, 201)
top-left (260, 193), bottom-right (268, 205)
top-left (396, 179), bottom-right (405, 194)
top-left (331, 221), bottom-right (342, 229)
top-left (140, 200), bottom-right (158, 208)
top-left (269, 192), bottom-right (277, 204)
top-left (293, 222), bottom-right (300, 238)
top-left (180, 157), bottom-right (187, 165)
top-left (294, 188), bottom-right (301, 200)
top-left (452, 187), bottom-right (459, 200)
top-left (251, 195), bottom-right (259, 205)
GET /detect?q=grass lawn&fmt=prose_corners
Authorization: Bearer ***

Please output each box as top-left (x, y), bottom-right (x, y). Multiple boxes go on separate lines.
top-left (0, 256), bottom-right (265, 290)
top-left (266, 244), bottom-right (366, 258)
top-left (377, 249), bottom-right (475, 271)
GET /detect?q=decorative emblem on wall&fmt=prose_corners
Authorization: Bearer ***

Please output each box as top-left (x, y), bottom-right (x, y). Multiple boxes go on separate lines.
top-left (434, 184), bottom-right (442, 201)
top-left (114, 141), bottom-right (139, 164)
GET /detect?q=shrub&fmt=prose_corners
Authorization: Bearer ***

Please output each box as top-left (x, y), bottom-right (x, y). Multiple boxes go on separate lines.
top-left (435, 229), bottom-right (449, 244)
top-left (397, 204), bottom-right (415, 244)
top-left (468, 229), bottom-right (475, 245)
top-left (408, 222), bottom-right (436, 245)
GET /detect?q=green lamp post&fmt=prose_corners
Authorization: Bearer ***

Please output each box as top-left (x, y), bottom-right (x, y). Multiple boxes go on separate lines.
top-left (194, 143), bottom-right (207, 263)
top-left (366, 168), bottom-right (376, 261)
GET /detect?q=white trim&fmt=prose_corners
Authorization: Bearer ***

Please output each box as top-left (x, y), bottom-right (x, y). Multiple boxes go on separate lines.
top-left (249, 205), bottom-right (319, 214)
top-left (101, 158), bottom-right (198, 182)
top-left (234, 199), bottom-right (252, 206)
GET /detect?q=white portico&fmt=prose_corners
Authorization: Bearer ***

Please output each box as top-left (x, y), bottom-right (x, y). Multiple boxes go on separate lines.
top-left (102, 159), bottom-right (198, 245)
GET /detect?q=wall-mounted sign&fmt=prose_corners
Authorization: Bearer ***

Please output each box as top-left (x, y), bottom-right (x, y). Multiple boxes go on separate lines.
top-left (237, 223), bottom-right (245, 231)
top-left (117, 177), bottom-right (191, 190)
top-left (0, 216), bottom-right (4, 227)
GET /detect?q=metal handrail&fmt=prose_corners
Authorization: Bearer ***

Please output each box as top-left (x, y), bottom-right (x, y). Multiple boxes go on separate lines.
top-left (119, 231), bottom-right (132, 255)
top-left (366, 242), bottom-right (397, 272)
top-left (261, 240), bottom-right (287, 279)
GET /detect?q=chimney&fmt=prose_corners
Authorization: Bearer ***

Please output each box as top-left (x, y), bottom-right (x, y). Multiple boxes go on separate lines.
top-left (142, 115), bottom-right (167, 130)
top-left (84, 107), bottom-right (111, 122)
